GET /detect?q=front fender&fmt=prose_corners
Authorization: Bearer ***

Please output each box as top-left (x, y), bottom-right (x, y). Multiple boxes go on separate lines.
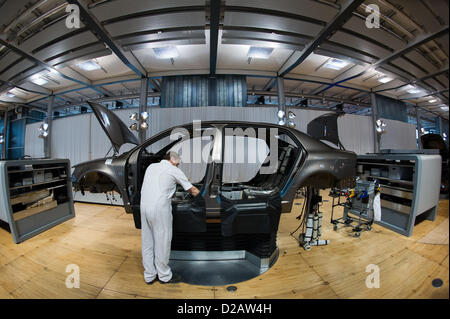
top-left (72, 157), bottom-right (132, 212)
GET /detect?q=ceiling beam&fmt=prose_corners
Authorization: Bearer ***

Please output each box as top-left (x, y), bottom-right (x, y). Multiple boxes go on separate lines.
top-left (248, 90), bottom-right (370, 107)
top-left (0, 38), bottom-right (110, 96)
top-left (399, 88), bottom-right (449, 101)
top-left (278, 0), bottom-right (364, 77)
top-left (67, 0), bottom-right (147, 78)
top-left (316, 26), bottom-right (450, 95)
top-left (374, 65), bottom-right (449, 93)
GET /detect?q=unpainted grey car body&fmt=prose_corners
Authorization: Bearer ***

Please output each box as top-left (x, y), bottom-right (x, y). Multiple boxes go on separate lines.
top-left (72, 103), bottom-right (356, 247)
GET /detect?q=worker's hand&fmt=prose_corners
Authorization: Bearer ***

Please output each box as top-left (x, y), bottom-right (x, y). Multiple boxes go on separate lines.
top-left (189, 186), bottom-right (200, 197)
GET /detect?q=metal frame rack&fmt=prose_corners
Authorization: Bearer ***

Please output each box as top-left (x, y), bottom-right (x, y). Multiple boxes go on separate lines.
top-left (356, 154), bottom-right (441, 237)
top-left (0, 159), bottom-right (75, 243)
top-left (330, 180), bottom-right (377, 237)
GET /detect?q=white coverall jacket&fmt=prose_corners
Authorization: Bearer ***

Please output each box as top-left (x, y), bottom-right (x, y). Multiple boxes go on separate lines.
top-left (140, 160), bottom-right (193, 283)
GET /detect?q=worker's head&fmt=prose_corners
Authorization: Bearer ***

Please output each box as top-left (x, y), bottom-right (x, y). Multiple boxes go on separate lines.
top-left (164, 151), bottom-right (181, 167)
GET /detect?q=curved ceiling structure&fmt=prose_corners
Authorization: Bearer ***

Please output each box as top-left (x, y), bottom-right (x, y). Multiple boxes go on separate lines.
top-left (0, 0), bottom-right (448, 121)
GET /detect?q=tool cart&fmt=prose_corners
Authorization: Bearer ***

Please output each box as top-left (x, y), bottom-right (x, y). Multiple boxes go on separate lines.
top-left (330, 179), bottom-right (379, 237)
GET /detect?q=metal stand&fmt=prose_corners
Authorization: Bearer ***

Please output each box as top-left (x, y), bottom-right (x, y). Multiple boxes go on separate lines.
top-left (330, 180), bottom-right (377, 237)
top-left (298, 187), bottom-right (330, 251)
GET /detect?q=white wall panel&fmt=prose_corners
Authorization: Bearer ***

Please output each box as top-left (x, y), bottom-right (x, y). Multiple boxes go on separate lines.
top-left (24, 122), bottom-right (45, 158)
top-left (380, 118), bottom-right (417, 151)
top-left (51, 114), bottom-right (91, 167)
top-left (24, 107), bottom-right (417, 176)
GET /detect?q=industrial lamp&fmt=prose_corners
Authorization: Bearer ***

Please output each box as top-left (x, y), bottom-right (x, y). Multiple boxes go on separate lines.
top-left (287, 121), bottom-right (296, 128)
top-left (129, 111), bottom-right (150, 131)
top-left (375, 119), bottom-right (387, 135)
top-left (0, 133), bottom-right (4, 144)
top-left (38, 123), bottom-right (49, 138)
top-left (288, 111), bottom-right (296, 119)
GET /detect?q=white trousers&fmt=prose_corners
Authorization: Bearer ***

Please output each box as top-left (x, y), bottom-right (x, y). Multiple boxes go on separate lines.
top-left (141, 199), bottom-right (173, 283)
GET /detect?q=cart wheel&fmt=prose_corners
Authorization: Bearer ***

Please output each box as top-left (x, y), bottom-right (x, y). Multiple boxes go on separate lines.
top-left (345, 218), bottom-right (352, 225)
top-left (333, 225), bottom-right (338, 231)
top-left (354, 232), bottom-right (361, 238)
top-left (367, 226), bottom-right (372, 231)
top-left (304, 245), bottom-right (311, 251)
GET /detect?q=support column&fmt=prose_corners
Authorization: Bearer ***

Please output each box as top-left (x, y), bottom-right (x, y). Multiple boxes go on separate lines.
top-left (277, 77), bottom-right (286, 124)
top-left (370, 92), bottom-right (380, 153)
top-left (139, 77), bottom-right (149, 144)
top-left (2, 110), bottom-right (8, 160)
top-left (438, 116), bottom-right (443, 135)
top-left (45, 95), bottom-right (54, 158)
top-left (416, 108), bottom-right (422, 150)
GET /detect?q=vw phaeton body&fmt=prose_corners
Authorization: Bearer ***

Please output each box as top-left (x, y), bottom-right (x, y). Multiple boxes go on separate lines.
top-left (72, 103), bottom-right (356, 258)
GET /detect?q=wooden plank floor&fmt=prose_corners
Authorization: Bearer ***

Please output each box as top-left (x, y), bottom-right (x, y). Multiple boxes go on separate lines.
top-left (0, 190), bottom-right (448, 299)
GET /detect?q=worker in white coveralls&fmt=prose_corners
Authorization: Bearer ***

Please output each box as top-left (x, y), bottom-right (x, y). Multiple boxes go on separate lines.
top-left (140, 151), bottom-right (200, 284)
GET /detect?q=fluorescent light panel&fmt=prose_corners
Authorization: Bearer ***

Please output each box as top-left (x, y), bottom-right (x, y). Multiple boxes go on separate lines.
top-left (248, 47), bottom-right (273, 59)
top-left (77, 60), bottom-right (101, 71)
top-left (32, 77), bottom-right (48, 85)
top-left (323, 58), bottom-right (348, 70)
top-left (378, 76), bottom-right (392, 83)
top-left (153, 46), bottom-right (179, 59)
top-left (407, 88), bottom-right (421, 94)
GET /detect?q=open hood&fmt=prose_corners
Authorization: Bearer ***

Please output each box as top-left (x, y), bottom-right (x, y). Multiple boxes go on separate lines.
top-left (88, 101), bottom-right (139, 153)
top-left (307, 112), bottom-right (345, 150)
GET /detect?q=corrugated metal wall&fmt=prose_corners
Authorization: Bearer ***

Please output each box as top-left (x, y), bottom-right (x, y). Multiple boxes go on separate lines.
top-left (161, 75), bottom-right (246, 107)
top-left (376, 94), bottom-right (408, 123)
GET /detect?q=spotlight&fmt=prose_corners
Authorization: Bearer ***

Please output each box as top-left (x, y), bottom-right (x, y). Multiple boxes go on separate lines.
top-left (288, 111), bottom-right (296, 119)
top-left (277, 110), bottom-right (285, 119)
top-left (129, 123), bottom-right (138, 131)
top-left (287, 121), bottom-right (296, 128)
top-left (0, 133), bottom-right (4, 144)
top-left (140, 122), bottom-right (149, 130)
top-left (375, 119), bottom-right (386, 135)
top-left (129, 113), bottom-right (138, 121)
top-left (41, 123), bottom-right (49, 131)
top-left (140, 111), bottom-right (149, 121)
top-left (278, 119), bottom-right (286, 126)
top-left (38, 122), bottom-right (49, 138)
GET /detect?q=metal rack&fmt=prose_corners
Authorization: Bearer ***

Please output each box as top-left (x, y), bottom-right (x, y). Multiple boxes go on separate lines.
top-left (356, 154), bottom-right (441, 237)
top-left (330, 180), bottom-right (377, 237)
top-left (0, 159), bottom-right (75, 243)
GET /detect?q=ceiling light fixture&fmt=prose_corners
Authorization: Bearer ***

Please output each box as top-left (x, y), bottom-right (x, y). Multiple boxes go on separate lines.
top-left (378, 76), bottom-right (392, 83)
top-left (440, 106), bottom-right (449, 111)
top-left (428, 99), bottom-right (437, 103)
top-left (77, 60), bottom-right (101, 71)
top-left (323, 58), bottom-right (349, 70)
top-left (31, 76), bottom-right (48, 86)
top-left (5, 92), bottom-right (15, 98)
top-left (153, 46), bottom-right (179, 59)
top-left (407, 87), bottom-right (421, 94)
top-left (247, 46), bottom-right (274, 59)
